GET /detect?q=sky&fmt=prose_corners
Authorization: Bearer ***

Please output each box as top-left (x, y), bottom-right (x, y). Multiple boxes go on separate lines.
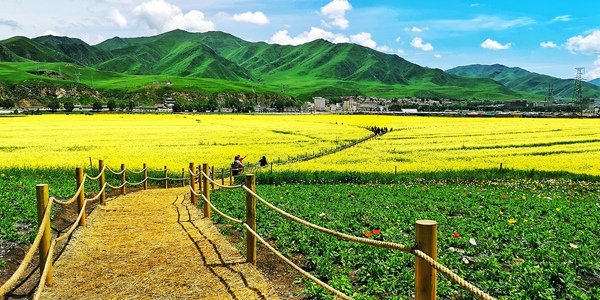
top-left (1, 0), bottom-right (600, 80)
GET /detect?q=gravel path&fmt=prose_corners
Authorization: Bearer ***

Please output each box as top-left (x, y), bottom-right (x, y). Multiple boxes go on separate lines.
top-left (40, 187), bottom-right (279, 299)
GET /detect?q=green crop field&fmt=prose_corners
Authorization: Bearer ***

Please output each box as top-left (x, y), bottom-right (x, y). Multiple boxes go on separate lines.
top-left (212, 175), bottom-right (600, 299)
top-left (1, 114), bottom-right (599, 299)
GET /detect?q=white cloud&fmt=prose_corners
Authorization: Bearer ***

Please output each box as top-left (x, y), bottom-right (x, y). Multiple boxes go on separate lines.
top-left (268, 27), bottom-right (381, 50)
top-left (108, 9), bottom-right (128, 28)
top-left (0, 18), bottom-right (22, 30)
top-left (132, 0), bottom-right (215, 33)
top-left (540, 41), bottom-right (557, 48)
top-left (410, 37), bottom-right (433, 51)
top-left (268, 27), bottom-right (348, 45)
top-left (395, 36), bottom-right (401, 43)
top-left (397, 49), bottom-right (405, 55)
top-left (320, 0), bottom-right (352, 29)
top-left (376, 45), bottom-right (393, 52)
top-left (585, 55), bottom-right (600, 80)
top-left (434, 54), bottom-right (442, 58)
top-left (231, 11), bottom-right (270, 25)
top-left (565, 30), bottom-right (600, 55)
top-left (553, 15), bottom-right (571, 22)
top-left (481, 38), bottom-right (511, 50)
top-left (471, 3), bottom-right (481, 7)
top-left (350, 32), bottom-right (376, 49)
top-left (471, 15), bottom-right (535, 30)
top-left (42, 30), bottom-right (60, 37)
top-left (406, 26), bottom-right (428, 32)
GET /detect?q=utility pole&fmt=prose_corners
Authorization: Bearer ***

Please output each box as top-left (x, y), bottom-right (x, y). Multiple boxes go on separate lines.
top-left (545, 83), bottom-right (553, 110)
top-left (573, 68), bottom-right (585, 115)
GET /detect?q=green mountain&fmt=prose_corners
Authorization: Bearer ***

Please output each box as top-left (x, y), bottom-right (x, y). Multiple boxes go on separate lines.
top-left (589, 78), bottom-right (600, 87)
top-left (0, 36), bottom-right (74, 63)
top-left (0, 30), bottom-right (529, 101)
top-left (33, 35), bottom-right (114, 66)
top-left (446, 64), bottom-right (600, 99)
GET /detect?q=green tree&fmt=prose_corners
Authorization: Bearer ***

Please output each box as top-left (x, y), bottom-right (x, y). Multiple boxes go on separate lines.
top-left (172, 102), bottom-right (183, 112)
top-left (63, 101), bottom-right (75, 112)
top-left (274, 99), bottom-right (285, 112)
top-left (48, 99), bottom-right (61, 112)
top-left (107, 99), bottom-right (117, 111)
top-left (92, 101), bottom-right (103, 111)
top-left (1, 99), bottom-right (15, 108)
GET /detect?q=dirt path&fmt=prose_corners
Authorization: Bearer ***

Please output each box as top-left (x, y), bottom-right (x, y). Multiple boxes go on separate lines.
top-left (39, 187), bottom-right (279, 299)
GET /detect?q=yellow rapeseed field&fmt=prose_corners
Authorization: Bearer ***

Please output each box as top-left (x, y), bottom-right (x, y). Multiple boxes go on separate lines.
top-left (291, 115), bottom-right (600, 175)
top-left (0, 114), bottom-right (370, 170)
top-left (1, 114), bottom-right (599, 175)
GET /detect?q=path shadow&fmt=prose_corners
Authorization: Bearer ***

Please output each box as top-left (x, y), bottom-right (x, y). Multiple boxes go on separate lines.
top-left (172, 194), bottom-right (267, 300)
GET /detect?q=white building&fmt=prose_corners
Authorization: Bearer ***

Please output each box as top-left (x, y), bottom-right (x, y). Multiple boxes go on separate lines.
top-left (313, 97), bottom-right (327, 111)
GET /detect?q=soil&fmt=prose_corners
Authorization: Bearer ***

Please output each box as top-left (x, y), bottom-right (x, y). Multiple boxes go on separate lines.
top-left (0, 186), bottom-right (306, 299)
top-left (215, 223), bottom-right (308, 299)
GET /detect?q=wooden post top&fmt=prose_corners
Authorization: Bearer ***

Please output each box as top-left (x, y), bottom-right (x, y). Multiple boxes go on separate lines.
top-left (416, 220), bottom-right (437, 226)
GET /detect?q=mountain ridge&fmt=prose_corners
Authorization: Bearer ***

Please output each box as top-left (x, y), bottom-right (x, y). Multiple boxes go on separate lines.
top-left (1, 29), bottom-right (595, 101)
top-left (446, 64), bottom-right (600, 99)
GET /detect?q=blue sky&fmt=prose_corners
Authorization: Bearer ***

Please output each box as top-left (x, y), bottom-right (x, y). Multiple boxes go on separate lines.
top-left (1, 0), bottom-right (600, 79)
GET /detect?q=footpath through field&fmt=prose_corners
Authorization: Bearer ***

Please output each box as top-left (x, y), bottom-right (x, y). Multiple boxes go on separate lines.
top-left (39, 187), bottom-right (279, 300)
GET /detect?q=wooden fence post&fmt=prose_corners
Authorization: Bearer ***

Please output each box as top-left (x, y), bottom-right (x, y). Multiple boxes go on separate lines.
top-left (163, 166), bottom-right (168, 189)
top-left (196, 166), bottom-right (201, 192)
top-left (211, 166), bottom-right (215, 190)
top-left (143, 163), bottom-right (148, 190)
top-left (221, 168), bottom-right (225, 185)
top-left (202, 163), bottom-right (210, 218)
top-left (36, 184), bottom-right (53, 285)
top-left (415, 220), bottom-right (438, 300)
top-left (99, 160), bottom-right (106, 205)
top-left (181, 168), bottom-right (185, 187)
top-left (120, 164), bottom-right (126, 195)
top-left (189, 162), bottom-right (196, 206)
top-left (245, 174), bottom-right (256, 266)
top-left (76, 167), bottom-right (86, 226)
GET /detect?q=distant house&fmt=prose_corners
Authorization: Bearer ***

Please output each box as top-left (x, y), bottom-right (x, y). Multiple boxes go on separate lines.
top-left (313, 97), bottom-right (327, 111)
top-left (164, 97), bottom-right (176, 108)
top-left (401, 108), bottom-right (418, 114)
top-left (504, 100), bottom-right (528, 107)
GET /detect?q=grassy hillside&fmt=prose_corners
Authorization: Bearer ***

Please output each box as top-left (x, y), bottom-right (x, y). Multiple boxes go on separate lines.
top-left (446, 64), bottom-right (600, 100)
top-left (0, 30), bottom-right (540, 101)
top-left (33, 35), bottom-right (114, 66)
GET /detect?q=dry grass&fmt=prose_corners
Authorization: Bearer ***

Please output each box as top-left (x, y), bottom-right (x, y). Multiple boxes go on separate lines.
top-left (40, 187), bottom-right (279, 299)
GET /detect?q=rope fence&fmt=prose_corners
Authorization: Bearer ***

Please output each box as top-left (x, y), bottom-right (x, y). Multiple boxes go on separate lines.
top-left (197, 166), bottom-right (496, 300)
top-left (1, 154), bottom-right (496, 300)
top-left (0, 159), bottom-right (195, 299)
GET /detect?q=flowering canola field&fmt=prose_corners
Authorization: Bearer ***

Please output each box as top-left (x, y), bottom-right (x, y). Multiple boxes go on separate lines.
top-left (0, 114), bottom-right (369, 170)
top-left (1, 114), bottom-right (599, 175)
top-left (292, 116), bottom-right (600, 175)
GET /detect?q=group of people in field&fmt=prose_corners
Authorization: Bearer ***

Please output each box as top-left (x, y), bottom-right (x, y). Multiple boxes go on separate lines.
top-left (230, 154), bottom-right (269, 176)
top-left (368, 125), bottom-right (392, 135)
